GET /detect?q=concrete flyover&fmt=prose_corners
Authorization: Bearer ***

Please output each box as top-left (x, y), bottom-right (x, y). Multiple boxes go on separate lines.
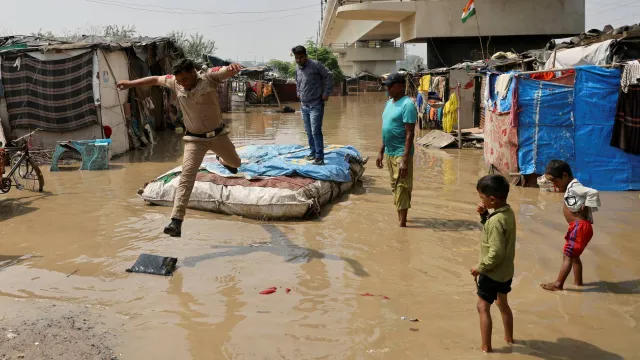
top-left (321, 0), bottom-right (585, 70)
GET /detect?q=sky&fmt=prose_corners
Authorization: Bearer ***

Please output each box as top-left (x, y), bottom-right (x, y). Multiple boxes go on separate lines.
top-left (1, 0), bottom-right (639, 62)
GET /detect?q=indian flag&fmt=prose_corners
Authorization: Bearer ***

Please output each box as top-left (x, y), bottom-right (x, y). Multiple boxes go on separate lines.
top-left (461, 0), bottom-right (476, 23)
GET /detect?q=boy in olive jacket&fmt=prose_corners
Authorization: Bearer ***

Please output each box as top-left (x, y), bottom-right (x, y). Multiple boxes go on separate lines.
top-left (470, 175), bottom-right (517, 353)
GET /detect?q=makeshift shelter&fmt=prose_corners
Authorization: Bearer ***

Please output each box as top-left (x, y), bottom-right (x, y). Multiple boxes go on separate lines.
top-left (483, 65), bottom-right (640, 191)
top-left (0, 35), bottom-right (183, 157)
top-left (346, 71), bottom-right (382, 93)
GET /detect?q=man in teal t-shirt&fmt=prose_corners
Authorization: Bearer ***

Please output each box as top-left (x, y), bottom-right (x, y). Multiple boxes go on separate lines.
top-left (376, 72), bottom-right (417, 227)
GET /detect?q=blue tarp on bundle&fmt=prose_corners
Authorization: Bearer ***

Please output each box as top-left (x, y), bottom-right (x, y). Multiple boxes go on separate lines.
top-left (202, 144), bottom-right (363, 182)
top-left (516, 65), bottom-right (640, 190)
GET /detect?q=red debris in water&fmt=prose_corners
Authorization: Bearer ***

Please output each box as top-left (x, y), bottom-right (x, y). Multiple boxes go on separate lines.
top-left (285, 288), bottom-right (291, 293)
top-left (360, 293), bottom-right (375, 297)
top-left (381, 296), bottom-right (390, 300)
top-left (260, 287), bottom-right (277, 295)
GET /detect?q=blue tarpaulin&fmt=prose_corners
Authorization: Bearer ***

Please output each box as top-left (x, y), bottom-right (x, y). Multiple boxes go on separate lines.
top-left (516, 65), bottom-right (640, 191)
top-left (202, 144), bottom-right (363, 182)
top-left (573, 66), bottom-right (640, 191)
top-left (487, 72), bottom-right (516, 113)
top-left (517, 78), bottom-right (575, 175)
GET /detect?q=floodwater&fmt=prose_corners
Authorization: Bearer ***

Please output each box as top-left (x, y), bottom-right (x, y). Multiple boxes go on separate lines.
top-left (1, 93), bottom-right (639, 359)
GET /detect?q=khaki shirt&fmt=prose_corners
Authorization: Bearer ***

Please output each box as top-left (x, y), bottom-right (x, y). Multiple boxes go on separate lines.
top-left (476, 205), bottom-right (517, 283)
top-left (158, 68), bottom-right (230, 134)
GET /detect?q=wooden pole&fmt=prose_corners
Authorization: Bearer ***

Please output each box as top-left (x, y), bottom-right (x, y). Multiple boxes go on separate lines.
top-left (272, 82), bottom-right (283, 110)
top-left (457, 82), bottom-right (462, 149)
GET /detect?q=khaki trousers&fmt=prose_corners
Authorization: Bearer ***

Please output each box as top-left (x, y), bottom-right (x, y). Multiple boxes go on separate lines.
top-left (386, 155), bottom-right (414, 211)
top-left (171, 135), bottom-right (241, 220)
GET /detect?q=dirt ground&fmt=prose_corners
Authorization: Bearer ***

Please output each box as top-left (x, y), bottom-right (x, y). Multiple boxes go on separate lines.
top-left (0, 298), bottom-right (121, 360)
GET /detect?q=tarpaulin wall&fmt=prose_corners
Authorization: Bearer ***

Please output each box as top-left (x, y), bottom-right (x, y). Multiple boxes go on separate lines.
top-left (1, 52), bottom-right (98, 131)
top-left (573, 67), bottom-right (640, 191)
top-left (517, 65), bottom-right (640, 191)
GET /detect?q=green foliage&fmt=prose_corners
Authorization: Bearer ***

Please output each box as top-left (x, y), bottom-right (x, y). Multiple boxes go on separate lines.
top-left (103, 25), bottom-right (137, 38)
top-left (168, 31), bottom-right (216, 61)
top-left (304, 39), bottom-right (344, 82)
top-left (267, 59), bottom-right (296, 79)
top-left (397, 55), bottom-right (425, 72)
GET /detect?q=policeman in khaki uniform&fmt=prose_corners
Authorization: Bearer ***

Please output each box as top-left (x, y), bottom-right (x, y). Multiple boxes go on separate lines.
top-left (118, 59), bottom-right (242, 237)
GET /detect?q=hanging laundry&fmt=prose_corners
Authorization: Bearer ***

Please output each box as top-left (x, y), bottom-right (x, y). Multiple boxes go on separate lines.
top-left (621, 61), bottom-right (640, 93)
top-left (610, 84), bottom-right (640, 154)
top-left (530, 72), bottom-right (555, 81)
top-left (495, 74), bottom-right (513, 99)
top-left (419, 75), bottom-right (431, 93)
top-left (484, 73), bottom-right (491, 105)
top-left (443, 92), bottom-right (459, 133)
top-left (263, 83), bottom-right (273, 97)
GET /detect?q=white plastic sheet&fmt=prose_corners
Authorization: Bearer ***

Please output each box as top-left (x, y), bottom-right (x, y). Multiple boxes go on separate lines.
top-left (545, 40), bottom-right (613, 69)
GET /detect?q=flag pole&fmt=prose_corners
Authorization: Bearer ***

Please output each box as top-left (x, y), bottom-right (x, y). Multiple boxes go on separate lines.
top-left (474, 13), bottom-right (485, 60)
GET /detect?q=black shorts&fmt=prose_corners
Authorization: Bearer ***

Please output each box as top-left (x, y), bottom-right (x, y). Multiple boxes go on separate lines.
top-left (477, 274), bottom-right (512, 304)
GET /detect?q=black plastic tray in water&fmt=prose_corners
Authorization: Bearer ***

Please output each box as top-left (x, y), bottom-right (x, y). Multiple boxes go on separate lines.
top-left (126, 253), bottom-right (177, 276)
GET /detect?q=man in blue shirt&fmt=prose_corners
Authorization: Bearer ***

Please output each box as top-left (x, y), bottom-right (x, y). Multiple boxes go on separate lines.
top-left (293, 45), bottom-right (334, 165)
top-left (376, 73), bottom-right (417, 227)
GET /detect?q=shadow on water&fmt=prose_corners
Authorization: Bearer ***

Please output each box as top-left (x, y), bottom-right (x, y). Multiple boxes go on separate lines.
top-left (565, 280), bottom-right (640, 295)
top-left (0, 192), bottom-right (56, 222)
top-left (408, 217), bottom-right (483, 231)
top-left (182, 224), bottom-right (369, 277)
top-left (495, 338), bottom-right (623, 359)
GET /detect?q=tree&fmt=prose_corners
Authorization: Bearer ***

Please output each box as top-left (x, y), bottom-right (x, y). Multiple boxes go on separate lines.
top-left (168, 31), bottom-right (216, 61)
top-left (31, 29), bottom-right (59, 40)
top-left (397, 55), bottom-right (425, 72)
top-left (103, 25), bottom-right (137, 39)
top-left (267, 59), bottom-right (296, 79)
top-left (303, 39), bottom-right (344, 82)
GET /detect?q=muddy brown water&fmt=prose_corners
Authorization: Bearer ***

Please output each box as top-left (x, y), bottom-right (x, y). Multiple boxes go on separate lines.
top-left (0, 93), bottom-right (639, 359)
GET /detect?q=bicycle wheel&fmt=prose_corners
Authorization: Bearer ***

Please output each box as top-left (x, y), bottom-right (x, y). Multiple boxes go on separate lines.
top-left (11, 156), bottom-right (45, 192)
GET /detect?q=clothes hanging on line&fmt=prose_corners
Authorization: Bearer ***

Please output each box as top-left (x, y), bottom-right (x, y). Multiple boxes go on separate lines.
top-left (610, 84), bottom-right (640, 154)
top-left (495, 74), bottom-right (513, 99)
top-left (443, 92), bottom-right (459, 133)
top-left (621, 61), bottom-right (640, 93)
top-left (419, 75), bottom-right (431, 93)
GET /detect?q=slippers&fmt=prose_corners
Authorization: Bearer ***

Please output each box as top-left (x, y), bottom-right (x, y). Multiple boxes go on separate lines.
top-left (216, 155), bottom-right (238, 174)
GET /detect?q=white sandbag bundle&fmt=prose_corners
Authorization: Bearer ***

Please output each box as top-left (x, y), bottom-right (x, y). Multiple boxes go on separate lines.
top-left (139, 144), bottom-right (367, 219)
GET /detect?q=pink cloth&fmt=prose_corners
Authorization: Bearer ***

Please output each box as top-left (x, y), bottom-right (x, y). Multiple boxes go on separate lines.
top-left (484, 110), bottom-right (519, 175)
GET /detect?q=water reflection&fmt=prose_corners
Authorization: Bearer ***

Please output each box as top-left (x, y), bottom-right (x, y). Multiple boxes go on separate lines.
top-left (0, 93), bottom-right (637, 359)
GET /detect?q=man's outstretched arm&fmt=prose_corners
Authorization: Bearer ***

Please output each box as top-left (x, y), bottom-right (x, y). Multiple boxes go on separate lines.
top-left (117, 76), bottom-right (162, 90)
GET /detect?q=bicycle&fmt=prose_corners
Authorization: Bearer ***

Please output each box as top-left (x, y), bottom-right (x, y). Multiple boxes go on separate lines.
top-left (0, 128), bottom-right (45, 194)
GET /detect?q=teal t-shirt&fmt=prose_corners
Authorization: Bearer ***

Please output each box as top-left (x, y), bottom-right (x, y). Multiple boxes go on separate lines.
top-left (382, 96), bottom-right (417, 157)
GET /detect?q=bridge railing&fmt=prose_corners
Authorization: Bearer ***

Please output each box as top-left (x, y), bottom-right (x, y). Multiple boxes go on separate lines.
top-left (329, 41), bottom-right (404, 49)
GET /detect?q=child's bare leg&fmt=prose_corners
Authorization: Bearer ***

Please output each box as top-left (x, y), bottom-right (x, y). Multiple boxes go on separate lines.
top-left (476, 297), bottom-right (493, 352)
top-left (572, 256), bottom-right (583, 286)
top-left (496, 293), bottom-right (514, 344)
top-left (540, 255), bottom-right (573, 291)
top-left (398, 209), bottom-right (408, 227)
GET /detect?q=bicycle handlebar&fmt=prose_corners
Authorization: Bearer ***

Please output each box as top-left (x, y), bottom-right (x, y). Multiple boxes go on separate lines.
top-left (11, 128), bottom-right (42, 146)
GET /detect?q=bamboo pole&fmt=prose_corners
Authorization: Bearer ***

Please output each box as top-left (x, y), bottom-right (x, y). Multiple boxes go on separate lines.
top-left (272, 82), bottom-right (283, 111)
top-left (457, 82), bottom-right (462, 149)
top-left (516, 64), bottom-right (614, 76)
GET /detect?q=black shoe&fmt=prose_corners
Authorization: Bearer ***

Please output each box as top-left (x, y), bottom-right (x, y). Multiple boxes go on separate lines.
top-left (216, 155), bottom-right (239, 174)
top-left (305, 155), bottom-right (316, 161)
top-left (312, 159), bottom-right (325, 166)
top-left (164, 218), bottom-right (183, 237)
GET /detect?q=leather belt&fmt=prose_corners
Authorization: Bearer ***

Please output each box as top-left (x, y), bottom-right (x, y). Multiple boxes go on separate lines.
top-left (186, 123), bottom-right (228, 139)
